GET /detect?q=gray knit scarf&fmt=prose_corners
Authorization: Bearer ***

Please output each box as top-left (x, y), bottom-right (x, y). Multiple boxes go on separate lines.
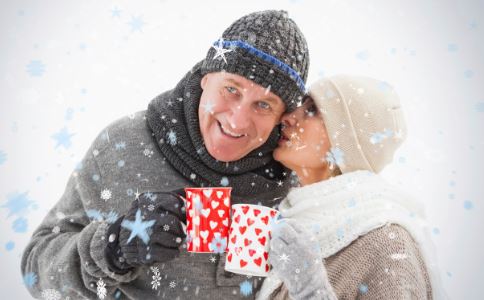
top-left (146, 61), bottom-right (291, 203)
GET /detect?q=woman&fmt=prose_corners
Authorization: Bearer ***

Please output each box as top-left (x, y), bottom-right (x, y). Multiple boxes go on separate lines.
top-left (257, 75), bottom-right (446, 299)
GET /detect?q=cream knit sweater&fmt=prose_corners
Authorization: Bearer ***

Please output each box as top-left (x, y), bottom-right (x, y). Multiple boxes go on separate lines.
top-left (270, 223), bottom-right (432, 299)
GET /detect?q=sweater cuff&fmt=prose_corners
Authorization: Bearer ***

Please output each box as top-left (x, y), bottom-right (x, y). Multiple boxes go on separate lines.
top-left (78, 221), bottom-right (140, 283)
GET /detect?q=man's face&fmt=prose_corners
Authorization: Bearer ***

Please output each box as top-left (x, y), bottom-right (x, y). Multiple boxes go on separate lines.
top-left (199, 72), bottom-right (286, 162)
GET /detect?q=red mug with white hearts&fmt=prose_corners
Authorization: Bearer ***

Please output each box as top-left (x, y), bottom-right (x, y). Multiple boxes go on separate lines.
top-left (185, 187), bottom-right (231, 253)
top-left (225, 204), bottom-right (281, 277)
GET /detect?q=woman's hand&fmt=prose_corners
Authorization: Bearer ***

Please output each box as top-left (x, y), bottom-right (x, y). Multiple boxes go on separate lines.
top-left (268, 218), bottom-right (337, 300)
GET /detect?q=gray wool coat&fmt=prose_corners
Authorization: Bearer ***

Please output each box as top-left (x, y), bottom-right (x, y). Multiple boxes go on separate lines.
top-left (21, 111), bottom-right (272, 300)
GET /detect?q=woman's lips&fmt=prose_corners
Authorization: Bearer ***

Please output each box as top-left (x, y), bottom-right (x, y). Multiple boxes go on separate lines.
top-left (278, 132), bottom-right (290, 144)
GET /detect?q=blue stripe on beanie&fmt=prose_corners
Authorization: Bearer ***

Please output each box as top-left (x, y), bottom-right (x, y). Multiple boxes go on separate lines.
top-left (215, 39), bottom-right (307, 93)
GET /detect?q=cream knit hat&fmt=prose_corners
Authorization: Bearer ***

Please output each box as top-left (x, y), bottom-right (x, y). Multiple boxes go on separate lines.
top-left (309, 75), bottom-right (406, 173)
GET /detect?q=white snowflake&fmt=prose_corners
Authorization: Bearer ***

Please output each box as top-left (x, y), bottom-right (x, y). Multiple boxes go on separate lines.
top-left (143, 148), bottom-right (154, 158)
top-left (167, 130), bottom-right (177, 145)
top-left (96, 278), bottom-right (107, 299)
top-left (100, 189), bottom-right (112, 201)
top-left (169, 280), bottom-right (176, 288)
top-left (209, 256), bottom-right (217, 263)
top-left (134, 188), bottom-right (141, 200)
top-left (211, 38), bottom-right (233, 64)
top-left (41, 289), bottom-right (61, 300)
top-left (279, 253), bottom-right (290, 262)
top-left (163, 224), bottom-right (170, 231)
top-left (52, 226), bottom-right (60, 234)
top-left (390, 253), bottom-right (408, 260)
top-left (150, 266), bottom-right (161, 290)
top-left (201, 101), bottom-right (215, 114)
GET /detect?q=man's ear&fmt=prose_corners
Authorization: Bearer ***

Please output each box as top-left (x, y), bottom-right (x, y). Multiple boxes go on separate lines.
top-left (200, 74), bottom-right (209, 90)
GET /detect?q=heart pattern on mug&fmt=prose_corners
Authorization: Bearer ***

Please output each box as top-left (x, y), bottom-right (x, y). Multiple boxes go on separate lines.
top-left (241, 205), bottom-right (250, 214)
top-left (185, 187), bottom-right (231, 253)
top-left (234, 215), bottom-right (241, 224)
top-left (201, 208), bottom-right (211, 218)
top-left (200, 230), bottom-right (209, 241)
top-left (225, 204), bottom-right (280, 276)
top-left (239, 226), bottom-right (247, 235)
top-left (209, 221), bottom-right (218, 230)
top-left (203, 189), bottom-right (213, 198)
top-left (240, 259), bottom-right (248, 268)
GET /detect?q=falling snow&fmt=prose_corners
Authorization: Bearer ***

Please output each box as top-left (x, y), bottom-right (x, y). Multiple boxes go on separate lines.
top-left (239, 280), bottom-right (253, 296)
top-left (121, 209), bottom-right (156, 244)
top-left (167, 130), bottom-right (177, 146)
top-left (26, 60), bottom-right (46, 76)
top-left (150, 266), bottom-right (161, 290)
top-left (97, 278), bottom-right (107, 299)
top-left (51, 127), bottom-right (75, 149)
top-left (1, 191), bottom-right (36, 218)
top-left (23, 272), bottom-right (38, 288)
top-left (41, 288), bottom-right (61, 300)
top-left (100, 189), bottom-right (112, 201)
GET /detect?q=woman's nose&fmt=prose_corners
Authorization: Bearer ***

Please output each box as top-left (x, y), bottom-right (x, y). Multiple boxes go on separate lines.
top-left (280, 113), bottom-right (297, 128)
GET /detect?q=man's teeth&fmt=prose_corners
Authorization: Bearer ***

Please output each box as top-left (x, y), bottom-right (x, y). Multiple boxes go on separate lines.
top-left (220, 123), bottom-right (246, 138)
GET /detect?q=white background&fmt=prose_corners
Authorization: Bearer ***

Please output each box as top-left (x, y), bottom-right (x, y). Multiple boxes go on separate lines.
top-left (0, 0), bottom-right (483, 299)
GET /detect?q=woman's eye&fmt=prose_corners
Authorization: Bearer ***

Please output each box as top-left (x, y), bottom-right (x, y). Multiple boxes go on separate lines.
top-left (305, 104), bottom-right (318, 117)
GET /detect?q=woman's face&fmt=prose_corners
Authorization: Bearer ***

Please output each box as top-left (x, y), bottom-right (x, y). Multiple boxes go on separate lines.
top-left (273, 97), bottom-right (331, 172)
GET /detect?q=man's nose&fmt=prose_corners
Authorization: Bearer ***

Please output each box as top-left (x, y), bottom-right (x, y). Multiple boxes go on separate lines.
top-left (226, 103), bottom-right (251, 130)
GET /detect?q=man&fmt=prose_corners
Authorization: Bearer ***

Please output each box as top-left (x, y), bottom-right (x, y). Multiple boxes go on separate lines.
top-left (21, 10), bottom-right (309, 299)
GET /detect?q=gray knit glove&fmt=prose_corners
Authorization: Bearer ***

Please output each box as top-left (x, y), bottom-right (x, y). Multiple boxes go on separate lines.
top-left (268, 219), bottom-right (337, 300)
top-left (105, 190), bottom-right (186, 272)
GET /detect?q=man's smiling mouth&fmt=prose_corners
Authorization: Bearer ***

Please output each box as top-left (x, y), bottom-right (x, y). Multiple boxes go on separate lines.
top-left (218, 121), bottom-right (247, 138)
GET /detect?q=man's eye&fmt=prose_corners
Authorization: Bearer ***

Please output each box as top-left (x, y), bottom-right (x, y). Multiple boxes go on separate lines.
top-left (257, 101), bottom-right (271, 110)
top-left (226, 86), bottom-right (238, 94)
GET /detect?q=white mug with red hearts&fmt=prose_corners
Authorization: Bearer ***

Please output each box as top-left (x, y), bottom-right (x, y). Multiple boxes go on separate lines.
top-left (225, 204), bottom-right (281, 277)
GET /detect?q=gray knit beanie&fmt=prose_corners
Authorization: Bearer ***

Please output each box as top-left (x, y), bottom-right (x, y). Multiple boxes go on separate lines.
top-left (309, 75), bottom-right (407, 174)
top-left (201, 10), bottom-right (309, 112)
